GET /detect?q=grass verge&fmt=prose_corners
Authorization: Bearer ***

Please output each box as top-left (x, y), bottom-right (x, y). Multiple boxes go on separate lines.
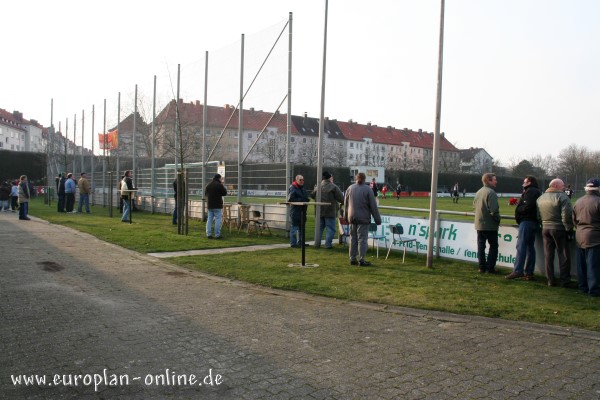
top-left (27, 197), bottom-right (600, 331)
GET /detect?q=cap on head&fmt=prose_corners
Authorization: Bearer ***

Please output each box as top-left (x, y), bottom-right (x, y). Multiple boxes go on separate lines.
top-left (586, 178), bottom-right (600, 188)
top-left (322, 171), bottom-right (332, 180)
top-left (213, 174), bottom-right (222, 181)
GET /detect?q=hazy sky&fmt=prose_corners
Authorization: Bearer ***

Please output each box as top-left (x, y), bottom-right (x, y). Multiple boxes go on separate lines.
top-left (2, 0), bottom-right (598, 165)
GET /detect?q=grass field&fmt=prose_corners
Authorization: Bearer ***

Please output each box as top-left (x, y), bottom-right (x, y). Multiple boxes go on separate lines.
top-left (25, 195), bottom-right (600, 331)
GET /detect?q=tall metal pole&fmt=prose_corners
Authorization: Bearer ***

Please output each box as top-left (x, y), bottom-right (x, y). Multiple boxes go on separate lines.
top-left (133, 84), bottom-right (137, 175)
top-left (313, 0), bottom-right (329, 248)
top-left (286, 12), bottom-right (293, 236)
top-left (64, 117), bottom-right (68, 173)
top-left (175, 64), bottom-right (181, 170)
top-left (73, 113), bottom-right (77, 174)
top-left (237, 34), bottom-right (245, 204)
top-left (151, 75), bottom-right (156, 213)
top-left (426, 0), bottom-right (446, 268)
top-left (81, 109), bottom-right (85, 172)
top-left (91, 105), bottom-right (95, 205)
top-left (202, 51), bottom-right (209, 219)
top-left (102, 99), bottom-right (106, 207)
top-left (117, 92), bottom-right (121, 179)
top-left (48, 99), bottom-right (53, 190)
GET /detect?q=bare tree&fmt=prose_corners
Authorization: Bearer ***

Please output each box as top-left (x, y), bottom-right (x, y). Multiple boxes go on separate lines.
top-left (556, 144), bottom-right (591, 188)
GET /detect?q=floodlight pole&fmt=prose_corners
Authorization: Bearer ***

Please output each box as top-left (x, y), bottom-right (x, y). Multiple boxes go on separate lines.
top-left (314, 0), bottom-right (329, 248)
top-left (237, 34), bottom-right (244, 204)
top-left (426, 0), bottom-right (446, 268)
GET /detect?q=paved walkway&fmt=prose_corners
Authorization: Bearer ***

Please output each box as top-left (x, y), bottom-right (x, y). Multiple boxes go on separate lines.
top-left (1, 213), bottom-right (599, 399)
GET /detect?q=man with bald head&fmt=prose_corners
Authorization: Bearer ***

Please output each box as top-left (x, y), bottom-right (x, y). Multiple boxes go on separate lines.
top-left (537, 178), bottom-right (574, 287)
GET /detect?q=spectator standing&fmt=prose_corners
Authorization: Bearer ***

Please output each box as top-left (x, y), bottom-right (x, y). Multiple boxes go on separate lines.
top-left (57, 173), bottom-right (66, 212)
top-left (287, 175), bottom-right (310, 248)
top-left (172, 178), bottom-right (178, 225)
top-left (64, 173), bottom-right (76, 213)
top-left (572, 178), bottom-right (600, 297)
top-left (311, 171), bottom-right (344, 249)
top-left (205, 174), bottom-right (227, 239)
top-left (452, 182), bottom-right (460, 203)
top-left (395, 183), bottom-right (402, 200)
top-left (537, 178), bottom-right (574, 287)
top-left (506, 176), bottom-right (542, 281)
top-left (564, 184), bottom-right (574, 199)
top-left (473, 173), bottom-right (501, 274)
top-left (344, 172), bottom-right (382, 266)
top-left (0, 180), bottom-right (10, 211)
top-left (10, 180), bottom-right (19, 211)
top-left (18, 175), bottom-right (30, 220)
top-left (77, 172), bottom-right (91, 213)
top-left (369, 178), bottom-right (379, 198)
top-left (120, 170), bottom-right (136, 222)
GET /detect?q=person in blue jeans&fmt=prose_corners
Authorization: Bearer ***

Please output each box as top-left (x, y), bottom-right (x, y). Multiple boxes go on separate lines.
top-left (311, 171), bottom-right (344, 249)
top-left (120, 170), bottom-right (136, 222)
top-left (506, 175), bottom-right (542, 281)
top-left (205, 174), bottom-right (227, 239)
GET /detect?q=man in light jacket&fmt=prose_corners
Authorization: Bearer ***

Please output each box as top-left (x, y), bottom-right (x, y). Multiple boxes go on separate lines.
top-left (344, 172), bottom-right (381, 266)
top-left (473, 173), bottom-right (500, 274)
top-left (537, 178), bottom-right (573, 287)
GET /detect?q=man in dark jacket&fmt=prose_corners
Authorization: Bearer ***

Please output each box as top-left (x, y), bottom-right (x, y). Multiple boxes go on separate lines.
top-left (311, 171), bottom-right (344, 249)
top-left (57, 173), bottom-right (66, 212)
top-left (287, 175), bottom-right (309, 248)
top-left (205, 174), bottom-right (227, 239)
top-left (506, 175), bottom-right (542, 280)
top-left (0, 180), bottom-right (10, 211)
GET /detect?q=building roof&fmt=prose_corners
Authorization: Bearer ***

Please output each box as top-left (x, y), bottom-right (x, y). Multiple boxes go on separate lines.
top-left (156, 100), bottom-right (292, 133)
top-left (0, 108), bottom-right (26, 132)
top-left (459, 147), bottom-right (493, 161)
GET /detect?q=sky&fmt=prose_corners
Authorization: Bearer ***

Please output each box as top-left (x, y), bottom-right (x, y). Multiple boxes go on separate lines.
top-left (2, 0), bottom-right (599, 165)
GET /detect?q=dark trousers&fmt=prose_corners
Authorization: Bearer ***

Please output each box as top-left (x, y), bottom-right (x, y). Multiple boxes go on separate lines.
top-left (477, 230), bottom-right (498, 271)
top-left (57, 194), bottom-right (66, 212)
top-left (65, 193), bottom-right (75, 212)
top-left (542, 229), bottom-right (571, 284)
top-left (576, 245), bottom-right (600, 296)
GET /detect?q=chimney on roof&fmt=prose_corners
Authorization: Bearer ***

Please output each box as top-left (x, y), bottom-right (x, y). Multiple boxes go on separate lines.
top-left (348, 119), bottom-right (353, 123)
top-left (30, 119), bottom-right (38, 125)
top-left (304, 112), bottom-right (307, 118)
top-left (224, 104), bottom-right (230, 109)
top-left (12, 111), bottom-right (23, 121)
top-left (418, 129), bottom-right (422, 133)
top-left (195, 100), bottom-right (200, 106)
top-left (367, 122), bottom-right (371, 127)
top-left (441, 132), bottom-right (445, 137)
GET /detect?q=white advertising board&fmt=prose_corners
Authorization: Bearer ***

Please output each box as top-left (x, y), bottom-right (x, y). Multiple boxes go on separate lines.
top-left (376, 215), bottom-right (519, 267)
